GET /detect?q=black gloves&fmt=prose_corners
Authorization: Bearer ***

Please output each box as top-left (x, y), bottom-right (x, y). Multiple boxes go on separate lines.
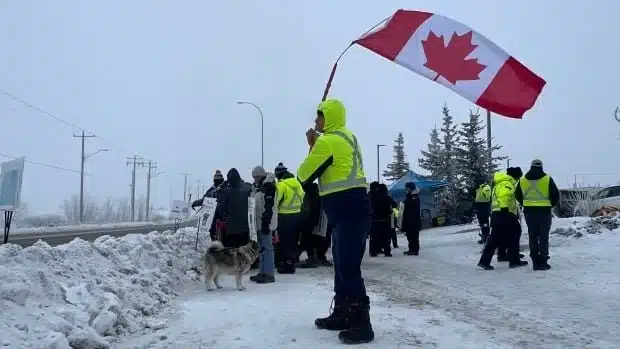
top-left (191, 198), bottom-right (203, 209)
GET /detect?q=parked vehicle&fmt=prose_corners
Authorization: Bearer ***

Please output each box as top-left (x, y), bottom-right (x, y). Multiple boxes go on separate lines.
top-left (573, 185), bottom-right (620, 217)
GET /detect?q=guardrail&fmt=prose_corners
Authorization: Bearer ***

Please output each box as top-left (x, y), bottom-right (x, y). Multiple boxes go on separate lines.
top-left (2, 218), bottom-right (199, 247)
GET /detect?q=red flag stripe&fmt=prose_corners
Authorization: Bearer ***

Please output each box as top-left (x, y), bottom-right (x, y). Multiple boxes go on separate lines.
top-left (354, 10), bottom-right (432, 61)
top-left (476, 57), bottom-right (547, 119)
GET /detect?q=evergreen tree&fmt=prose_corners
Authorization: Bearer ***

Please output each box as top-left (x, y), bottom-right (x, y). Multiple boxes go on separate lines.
top-left (456, 109), bottom-right (489, 194)
top-left (383, 132), bottom-right (410, 181)
top-left (418, 127), bottom-right (443, 180)
top-left (437, 104), bottom-right (460, 186)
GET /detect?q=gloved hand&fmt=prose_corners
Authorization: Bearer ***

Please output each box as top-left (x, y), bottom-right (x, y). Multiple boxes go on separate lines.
top-left (191, 199), bottom-right (203, 209)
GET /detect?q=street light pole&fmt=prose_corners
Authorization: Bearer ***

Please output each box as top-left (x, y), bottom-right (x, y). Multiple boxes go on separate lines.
top-left (236, 101), bottom-right (264, 167)
top-left (376, 144), bottom-right (386, 183)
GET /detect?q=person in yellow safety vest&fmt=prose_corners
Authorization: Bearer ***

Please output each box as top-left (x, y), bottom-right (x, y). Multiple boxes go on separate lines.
top-left (389, 194), bottom-right (399, 249)
top-left (478, 170), bottom-right (529, 270)
top-left (514, 159), bottom-right (560, 271)
top-left (473, 177), bottom-right (492, 245)
top-left (273, 162), bottom-right (305, 274)
top-left (296, 98), bottom-right (374, 344)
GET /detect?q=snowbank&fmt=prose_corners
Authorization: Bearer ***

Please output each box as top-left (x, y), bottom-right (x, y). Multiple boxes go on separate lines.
top-left (552, 214), bottom-right (620, 238)
top-left (0, 228), bottom-right (206, 349)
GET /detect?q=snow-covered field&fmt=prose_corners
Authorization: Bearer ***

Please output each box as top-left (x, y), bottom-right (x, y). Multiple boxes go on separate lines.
top-left (2, 216), bottom-right (620, 348)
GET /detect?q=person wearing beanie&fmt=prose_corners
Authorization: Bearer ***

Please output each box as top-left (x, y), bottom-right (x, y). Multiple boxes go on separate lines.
top-left (191, 169), bottom-right (228, 241)
top-left (248, 165), bottom-right (278, 284)
top-left (473, 177), bottom-right (492, 245)
top-left (478, 169), bottom-right (528, 270)
top-left (368, 182), bottom-right (393, 257)
top-left (514, 159), bottom-right (559, 271)
top-left (214, 168), bottom-right (252, 248)
top-left (297, 98), bottom-right (374, 344)
top-left (401, 181), bottom-right (421, 255)
top-left (273, 162), bottom-right (305, 274)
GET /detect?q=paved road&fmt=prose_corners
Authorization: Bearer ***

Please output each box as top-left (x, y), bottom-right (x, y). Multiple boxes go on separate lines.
top-left (5, 222), bottom-right (197, 247)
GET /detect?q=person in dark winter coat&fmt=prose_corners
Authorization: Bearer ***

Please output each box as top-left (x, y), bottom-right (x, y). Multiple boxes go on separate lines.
top-left (215, 168), bottom-right (252, 248)
top-left (514, 159), bottom-right (559, 270)
top-left (401, 182), bottom-right (421, 255)
top-left (191, 170), bottom-right (227, 240)
top-left (369, 183), bottom-right (393, 257)
top-left (298, 182), bottom-right (323, 268)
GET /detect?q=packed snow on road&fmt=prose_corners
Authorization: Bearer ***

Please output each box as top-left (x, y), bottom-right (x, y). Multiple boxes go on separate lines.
top-left (1, 217), bottom-right (620, 349)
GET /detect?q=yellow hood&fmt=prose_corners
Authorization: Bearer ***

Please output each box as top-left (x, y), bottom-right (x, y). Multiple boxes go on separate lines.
top-left (317, 99), bottom-right (346, 132)
top-left (493, 172), bottom-right (514, 185)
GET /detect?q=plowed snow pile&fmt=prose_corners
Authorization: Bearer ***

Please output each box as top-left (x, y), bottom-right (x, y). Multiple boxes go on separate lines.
top-left (0, 228), bottom-right (205, 349)
top-left (552, 214), bottom-right (620, 237)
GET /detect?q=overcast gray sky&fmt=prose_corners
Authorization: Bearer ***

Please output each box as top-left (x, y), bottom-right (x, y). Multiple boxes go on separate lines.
top-left (1, 1), bottom-right (618, 213)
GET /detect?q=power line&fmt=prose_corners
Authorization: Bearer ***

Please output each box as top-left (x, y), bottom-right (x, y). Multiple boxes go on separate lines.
top-left (0, 152), bottom-right (105, 178)
top-left (0, 89), bottom-right (84, 131)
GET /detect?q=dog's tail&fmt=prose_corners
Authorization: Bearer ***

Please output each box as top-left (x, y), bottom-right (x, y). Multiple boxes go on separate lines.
top-left (206, 240), bottom-right (225, 253)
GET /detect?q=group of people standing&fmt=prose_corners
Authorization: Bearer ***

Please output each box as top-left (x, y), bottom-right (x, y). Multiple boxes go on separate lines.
top-left (475, 159), bottom-right (560, 271)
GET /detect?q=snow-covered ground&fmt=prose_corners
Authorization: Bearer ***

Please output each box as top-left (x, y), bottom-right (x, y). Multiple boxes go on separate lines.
top-left (2, 216), bottom-right (620, 348)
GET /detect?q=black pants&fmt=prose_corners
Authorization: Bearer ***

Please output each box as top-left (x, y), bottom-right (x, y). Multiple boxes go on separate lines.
top-left (369, 220), bottom-right (391, 255)
top-left (221, 231), bottom-right (250, 248)
top-left (523, 208), bottom-right (552, 260)
top-left (476, 210), bottom-right (490, 241)
top-left (479, 211), bottom-right (520, 265)
top-left (316, 225), bottom-right (332, 260)
top-left (278, 213), bottom-right (300, 270)
top-left (405, 229), bottom-right (420, 253)
top-left (391, 227), bottom-right (399, 248)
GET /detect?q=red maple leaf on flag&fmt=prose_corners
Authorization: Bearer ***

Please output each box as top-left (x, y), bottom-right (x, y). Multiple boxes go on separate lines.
top-left (421, 31), bottom-right (487, 84)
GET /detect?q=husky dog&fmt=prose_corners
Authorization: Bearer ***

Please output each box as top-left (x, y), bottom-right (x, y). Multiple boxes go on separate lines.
top-left (202, 240), bottom-right (260, 291)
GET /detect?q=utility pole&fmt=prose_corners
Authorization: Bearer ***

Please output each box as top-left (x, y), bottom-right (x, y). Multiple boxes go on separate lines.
top-left (127, 155), bottom-right (143, 222)
top-left (181, 173), bottom-right (190, 201)
top-left (196, 179), bottom-right (201, 198)
top-left (73, 130), bottom-right (96, 223)
top-left (486, 109), bottom-right (492, 168)
top-left (376, 144), bottom-right (386, 182)
top-left (142, 160), bottom-right (157, 221)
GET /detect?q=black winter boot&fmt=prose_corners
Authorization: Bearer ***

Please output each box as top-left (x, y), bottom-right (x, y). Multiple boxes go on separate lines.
top-left (315, 296), bottom-right (349, 331)
top-left (299, 255), bottom-right (318, 268)
top-left (337, 297), bottom-right (374, 344)
top-left (533, 255), bottom-right (551, 270)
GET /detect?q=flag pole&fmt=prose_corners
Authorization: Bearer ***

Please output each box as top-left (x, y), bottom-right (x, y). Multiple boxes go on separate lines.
top-left (322, 16), bottom-right (392, 101)
top-left (486, 109), bottom-right (493, 169)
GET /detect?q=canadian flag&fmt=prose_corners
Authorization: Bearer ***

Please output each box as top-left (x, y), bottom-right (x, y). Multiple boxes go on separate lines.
top-left (354, 10), bottom-right (546, 119)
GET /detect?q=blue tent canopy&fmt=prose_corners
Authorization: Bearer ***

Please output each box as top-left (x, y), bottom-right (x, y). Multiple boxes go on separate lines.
top-left (387, 171), bottom-right (449, 227)
top-left (388, 171), bottom-right (448, 192)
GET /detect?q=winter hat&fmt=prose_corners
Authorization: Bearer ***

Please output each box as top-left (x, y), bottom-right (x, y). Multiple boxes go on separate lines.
top-left (274, 162), bottom-right (287, 175)
top-left (531, 159), bottom-right (543, 168)
top-left (213, 170), bottom-right (224, 180)
top-left (251, 165), bottom-right (267, 178)
top-left (405, 181), bottom-right (417, 190)
top-left (506, 167), bottom-right (523, 180)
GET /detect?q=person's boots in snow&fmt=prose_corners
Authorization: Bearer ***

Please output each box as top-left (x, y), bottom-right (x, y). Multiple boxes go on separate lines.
top-left (337, 297), bottom-right (375, 344)
top-left (277, 260), bottom-right (295, 274)
top-left (533, 255), bottom-right (551, 270)
top-left (254, 273), bottom-right (275, 284)
top-left (315, 296), bottom-right (349, 331)
top-left (299, 255), bottom-right (318, 268)
top-left (477, 262), bottom-right (494, 270)
top-left (250, 273), bottom-right (263, 282)
top-left (316, 256), bottom-right (333, 267)
top-left (509, 260), bottom-right (528, 268)
top-left (404, 249), bottom-right (419, 256)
